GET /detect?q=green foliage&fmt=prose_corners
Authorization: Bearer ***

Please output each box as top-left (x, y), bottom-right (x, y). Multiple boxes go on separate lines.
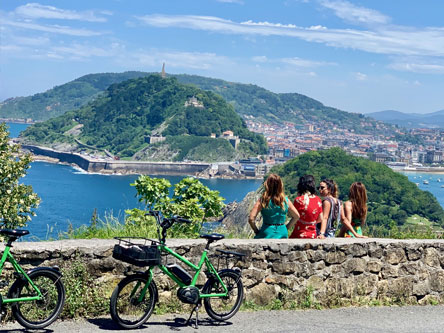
top-left (273, 147), bottom-right (444, 231)
top-left (126, 175), bottom-right (225, 238)
top-left (166, 136), bottom-right (237, 162)
top-left (0, 123), bottom-right (40, 228)
top-left (61, 258), bottom-right (108, 318)
top-left (20, 75), bottom-right (267, 160)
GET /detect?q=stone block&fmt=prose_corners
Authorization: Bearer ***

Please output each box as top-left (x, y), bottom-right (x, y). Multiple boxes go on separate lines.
top-left (271, 262), bottom-right (298, 275)
top-left (354, 273), bottom-right (378, 295)
top-left (367, 260), bottom-right (382, 273)
top-left (430, 271), bottom-right (444, 292)
top-left (418, 294), bottom-right (439, 305)
top-left (345, 243), bottom-right (368, 257)
top-left (306, 249), bottom-right (326, 262)
top-left (384, 248), bottom-right (407, 264)
top-left (413, 281), bottom-right (430, 296)
top-left (399, 262), bottom-right (420, 276)
top-left (287, 251), bottom-right (308, 262)
top-left (406, 245), bottom-right (422, 261)
top-left (343, 258), bottom-right (366, 275)
top-left (369, 243), bottom-right (383, 258)
top-left (386, 277), bottom-right (414, 297)
top-left (325, 251), bottom-right (346, 264)
top-left (246, 283), bottom-right (279, 305)
top-left (307, 275), bottom-right (324, 290)
top-left (381, 265), bottom-right (399, 278)
top-left (423, 247), bottom-right (440, 267)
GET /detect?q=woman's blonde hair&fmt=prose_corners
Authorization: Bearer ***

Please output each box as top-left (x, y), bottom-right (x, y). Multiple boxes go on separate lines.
top-left (349, 182), bottom-right (367, 220)
top-left (261, 173), bottom-right (285, 209)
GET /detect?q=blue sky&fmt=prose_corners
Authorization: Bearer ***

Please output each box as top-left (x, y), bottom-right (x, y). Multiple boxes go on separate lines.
top-left (1, 1), bottom-right (444, 114)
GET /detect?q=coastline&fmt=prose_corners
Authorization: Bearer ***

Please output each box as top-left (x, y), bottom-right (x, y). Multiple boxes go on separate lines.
top-left (1, 118), bottom-right (37, 124)
top-left (29, 151), bottom-right (263, 180)
top-left (396, 168), bottom-right (444, 175)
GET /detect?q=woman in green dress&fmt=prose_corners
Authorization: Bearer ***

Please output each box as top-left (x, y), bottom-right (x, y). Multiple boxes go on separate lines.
top-left (339, 182), bottom-right (368, 238)
top-left (248, 174), bottom-right (300, 239)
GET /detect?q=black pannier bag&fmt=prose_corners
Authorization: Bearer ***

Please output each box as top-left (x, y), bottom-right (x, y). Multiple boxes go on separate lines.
top-left (113, 243), bottom-right (161, 267)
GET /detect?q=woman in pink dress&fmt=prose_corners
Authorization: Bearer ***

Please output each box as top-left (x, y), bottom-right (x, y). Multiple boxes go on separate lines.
top-left (288, 175), bottom-right (323, 239)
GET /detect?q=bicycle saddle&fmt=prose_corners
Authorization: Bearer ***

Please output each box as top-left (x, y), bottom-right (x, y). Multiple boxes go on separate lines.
top-left (0, 229), bottom-right (30, 237)
top-left (200, 233), bottom-right (225, 241)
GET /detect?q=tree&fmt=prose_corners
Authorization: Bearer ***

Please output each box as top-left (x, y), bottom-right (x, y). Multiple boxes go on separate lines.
top-left (0, 123), bottom-right (40, 229)
top-left (126, 175), bottom-right (225, 238)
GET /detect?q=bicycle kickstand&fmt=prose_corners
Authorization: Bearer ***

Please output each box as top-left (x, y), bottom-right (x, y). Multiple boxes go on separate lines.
top-left (186, 304), bottom-right (200, 329)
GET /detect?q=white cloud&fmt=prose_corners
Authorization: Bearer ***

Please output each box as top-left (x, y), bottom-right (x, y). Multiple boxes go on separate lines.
top-left (354, 72), bottom-right (367, 81)
top-left (2, 17), bottom-right (103, 36)
top-left (252, 56), bottom-right (268, 63)
top-left (135, 14), bottom-right (444, 57)
top-left (319, 0), bottom-right (390, 25)
top-left (281, 57), bottom-right (335, 67)
top-left (389, 61), bottom-right (444, 74)
top-left (15, 3), bottom-right (110, 22)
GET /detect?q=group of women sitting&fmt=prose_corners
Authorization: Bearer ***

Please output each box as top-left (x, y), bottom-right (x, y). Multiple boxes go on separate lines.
top-left (248, 173), bottom-right (368, 239)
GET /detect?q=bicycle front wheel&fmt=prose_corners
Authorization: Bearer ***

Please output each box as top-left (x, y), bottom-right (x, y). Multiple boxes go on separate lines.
top-left (9, 268), bottom-right (65, 329)
top-left (110, 274), bottom-right (157, 329)
top-left (203, 269), bottom-right (244, 321)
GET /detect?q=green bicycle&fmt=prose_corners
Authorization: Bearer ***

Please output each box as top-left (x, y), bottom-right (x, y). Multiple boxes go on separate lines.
top-left (0, 229), bottom-right (65, 329)
top-left (110, 210), bottom-right (245, 329)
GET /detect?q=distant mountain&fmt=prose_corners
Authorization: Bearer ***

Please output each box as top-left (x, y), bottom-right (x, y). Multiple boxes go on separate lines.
top-left (1, 71), bottom-right (395, 136)
top-left (368, 109), bottom-right (444, 129)
top-left (19, 75), bottom-right (267, 161)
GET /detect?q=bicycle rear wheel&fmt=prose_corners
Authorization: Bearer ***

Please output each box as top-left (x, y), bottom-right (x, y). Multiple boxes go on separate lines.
top-left (110, 274), bottom-right (157, 329)
top-left (203, 269), bottom-right (243, 321)
top-left (8, 268), bottom-right (65, 329)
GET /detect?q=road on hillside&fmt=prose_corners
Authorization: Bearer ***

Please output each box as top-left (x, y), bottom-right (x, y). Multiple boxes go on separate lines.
top-left (2, 305), bottom-right (444, 332)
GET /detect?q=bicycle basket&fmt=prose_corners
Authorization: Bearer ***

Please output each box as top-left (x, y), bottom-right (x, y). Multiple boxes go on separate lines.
top-left (113, 242), bottom-right (161, 267)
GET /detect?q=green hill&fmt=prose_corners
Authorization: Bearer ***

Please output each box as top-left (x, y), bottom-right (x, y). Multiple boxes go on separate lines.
top-left (19, 75), bottom-right (267, 161)
top-left (2, 71), bottom-right (395, 136)
top-left (272, 147), bottom-right (444, 234)
top-left (0, 71), bottom-right (149, 121)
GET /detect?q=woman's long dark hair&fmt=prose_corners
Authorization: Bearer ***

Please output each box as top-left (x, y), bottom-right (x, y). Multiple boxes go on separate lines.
top-left (349, 182), bottom-right (367, 220)
top-left (261, 173), bottom-right (285, 209)
top-left (297, 175), bottom-right (316, 196)
top-left (321, 178), bottom-right (339, 198)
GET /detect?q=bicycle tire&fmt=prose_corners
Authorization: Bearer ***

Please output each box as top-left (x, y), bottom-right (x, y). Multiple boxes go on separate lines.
top-left (8, 268), bottom-right (65, 329)
top-left (110, 274), bottom-right (157, 329)
top-left (203, 269), bottom-right (243, 321)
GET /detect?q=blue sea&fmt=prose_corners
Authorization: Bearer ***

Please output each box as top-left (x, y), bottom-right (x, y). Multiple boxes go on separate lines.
top-left (5, 123), bottom-right (262, 240)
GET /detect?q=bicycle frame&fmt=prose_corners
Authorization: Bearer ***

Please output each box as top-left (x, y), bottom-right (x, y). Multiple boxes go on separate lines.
top-left (0, 244), bottom-right (43, 304)
top-left (137, 244), bottom-right (229, 302)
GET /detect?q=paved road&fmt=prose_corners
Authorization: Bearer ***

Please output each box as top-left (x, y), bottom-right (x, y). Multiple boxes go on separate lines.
top-left (2, 306), bottom-right (444, 332)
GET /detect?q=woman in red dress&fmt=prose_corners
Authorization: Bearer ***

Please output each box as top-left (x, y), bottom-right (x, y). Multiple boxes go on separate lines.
top-left (288, 175), bottom-right (323, 239)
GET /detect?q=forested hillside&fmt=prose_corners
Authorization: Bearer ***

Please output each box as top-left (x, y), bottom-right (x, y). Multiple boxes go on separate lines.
top-left (3, 71), bottom-right (395, 136)
top-left (176, 74), bottom-right (389, 134)
top-left (19, 75), bottom-right (267, 161)
top-left (0, 71), bottom-right (148, 121)
top-left (272, 148), bottom-right (444, 234)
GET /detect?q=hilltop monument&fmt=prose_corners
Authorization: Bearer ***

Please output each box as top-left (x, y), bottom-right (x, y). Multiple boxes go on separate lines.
top-left (161, 63), bottom-right (166, 78)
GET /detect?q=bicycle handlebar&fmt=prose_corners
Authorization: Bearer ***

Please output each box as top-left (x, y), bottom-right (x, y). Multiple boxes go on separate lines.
top-left (145, 210), bottom-right (192, 243)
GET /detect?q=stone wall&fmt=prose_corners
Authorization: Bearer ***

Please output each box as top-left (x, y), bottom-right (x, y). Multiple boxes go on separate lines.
top-left (6, 238), bottom-right (444, 307)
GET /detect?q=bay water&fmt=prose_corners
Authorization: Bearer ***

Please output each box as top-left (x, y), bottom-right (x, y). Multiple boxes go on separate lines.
top-left (5, 123), bottom-right (262, 240)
